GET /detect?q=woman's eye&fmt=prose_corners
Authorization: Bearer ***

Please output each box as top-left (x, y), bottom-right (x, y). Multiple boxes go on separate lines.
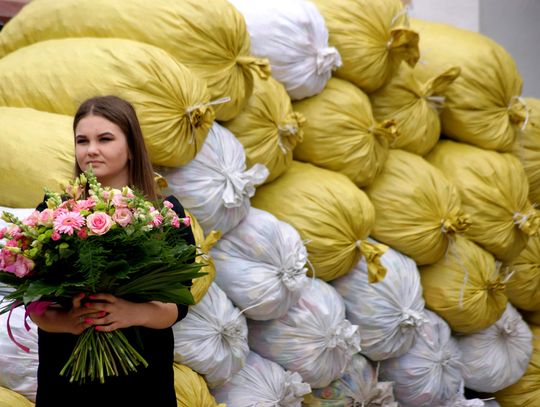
top-left (76, 139), bottom-right (88, 144)
top-left (100, 137), bottom-right (112, 142)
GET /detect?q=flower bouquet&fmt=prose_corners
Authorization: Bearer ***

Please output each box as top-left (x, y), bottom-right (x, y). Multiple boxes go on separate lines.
top-left (0, 170), bottom-right (204, 384)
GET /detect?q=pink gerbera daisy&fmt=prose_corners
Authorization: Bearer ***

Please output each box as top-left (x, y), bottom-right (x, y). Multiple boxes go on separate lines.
top-left (53, 211), bottom-right (85, 236)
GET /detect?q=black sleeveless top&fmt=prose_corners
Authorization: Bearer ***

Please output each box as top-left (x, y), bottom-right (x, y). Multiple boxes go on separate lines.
top-left (34, 196), bottom-right (194, 407)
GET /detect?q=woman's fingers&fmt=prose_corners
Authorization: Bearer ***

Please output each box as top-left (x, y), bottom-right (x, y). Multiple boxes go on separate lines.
top-left (71, 292), bottom-right (86, 308)
top-left (88, 293), bottom-right (116, 302)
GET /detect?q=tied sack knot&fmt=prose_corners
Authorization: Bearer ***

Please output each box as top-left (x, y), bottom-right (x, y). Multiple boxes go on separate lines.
top-left (399, 308), bottom-right (428, 330)
top-left (220, 319), bottom-right (247, 347)
top-left (513, 208), bottom-right (540, 236)
top-left (356, 240), bottom-right (388, 284)
top-left (237, 56), bottom-right (271, 79)
top-left (277, 111), bottom-right (306, 154)
top-left (369, 119), bottom-right (399, 147)
top-left (508, 96), bottom-right (530, 131)
top-left (282, 371), bottom-right (311, 404)
top-left (486, 277), bottom-right (506, 293)
top-left (441, 213), bottom-right (471, 235)
top-left (220, 164), bottom-right (269, 208)
top-left (326, 320), bottom-right (361, 354)
top-left (316, 46), bottom-right (342, 76)
top-left (501, 316), bottom-right (520, 336)
top-left (387, 27), bottom-right (420, 67)
top-left (452, 398), bottom-right (486, 407)
top-left (424, 66), bottom-right (461, 110)
top-left (279, 244), bottom-right (308, 292)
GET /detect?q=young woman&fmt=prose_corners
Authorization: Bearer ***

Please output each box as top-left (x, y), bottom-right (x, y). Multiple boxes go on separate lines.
top-left (30, 95), bottom-right (194, 406)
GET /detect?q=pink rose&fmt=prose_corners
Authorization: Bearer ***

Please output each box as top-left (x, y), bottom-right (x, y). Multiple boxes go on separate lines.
top-left (6, 225), bottom-right (23, 240)
top-left (112, 208), bottom-right (133, 227)
top-left (23, 210), bottom-right (40, 227)
top-left (0, 249), bottom-right (16, 271)
top-left (182, 216), bottom-right (191, 227)
top-left (38, 209), bottom-right (55, 227)
top-left (5, 254), bottom-right (35, 278)
top-left (112, 193), bottom-right (128, 208)
top-left (87, 212), bottom-right (113, 235)
top-left (51, 231), bottom-right (61, 241)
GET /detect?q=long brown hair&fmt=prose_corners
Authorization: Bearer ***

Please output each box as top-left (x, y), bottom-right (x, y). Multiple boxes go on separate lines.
top-left (73, 96), bottom-right (157, 200)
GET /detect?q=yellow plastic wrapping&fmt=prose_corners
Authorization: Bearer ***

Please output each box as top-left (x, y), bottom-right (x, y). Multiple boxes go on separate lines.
top-left (224, 77), bottom-right (304, 183)
top-left (251, 161), bottom-right (387, 282)
top-left (523, 311), bottom-right (540, 326)
top-left (0, 387), bottom-right (33, 407)
top-left (311, 0), bottom-right (419, 93)
top-left (412, 19), bottom-right (524, 152)
top-left (293, 78), bottom-right (397, 187)
top-left (427, 140), bottom-right (538, 263)
top-left (370, 62), bottom-right (460, 156)
top-left (0, 38), bottom-right (213, 168)
top-left (420, 236), bottom-right (507, 333)
top-left (173, 364), bottom-right (225, 407)
top-left (0, 107), bottom-right (74, 208)
top-left (495, 324), bottom-right (540, 406)
top-left (513, 98), bottom-right (540, 205)
top-left (365, 149), bottom-right (470, 266)
top-left (0, 0), bottom-right (269, 121)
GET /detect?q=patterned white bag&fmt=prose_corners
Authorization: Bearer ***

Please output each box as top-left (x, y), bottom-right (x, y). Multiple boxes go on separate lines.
top-left (212, 207), bottom-right (309, 320)
top-left (211, 351), bottom-right (311, 406)
top-left (158, 123), bottom-right (269, 236)
top-left (229, 0), bottom-right (341, 100)
top-left (332, 241), bottom-right (427, 361)
top-left (172, 283), bottom-right (249, 387)
top-left (457, 303), bottom-right (533, 393)
top-left (248, 278), bottom-right (361, 388)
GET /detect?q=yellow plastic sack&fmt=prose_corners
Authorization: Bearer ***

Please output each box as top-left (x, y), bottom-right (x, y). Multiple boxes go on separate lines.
top-left (311, 0), bottom-right (418, 93)
top-left (173, 364), bottom-right (225, 407)
top-left (365, 149), bottom-right (470, 266)
top-left (420, 236), bottom-right (508, 333)
top-left (523, 311), bottom-right (540, 326)
top-left (503, 235), bottom-right (540, 312)
top-left (513, 98), bottom-right (540, 205)
top-left (0, 37), bottom-right (213, 167)
top-left (251, 161), bottom-right (387, 283)
top-left (495, 324), bottom-right (540, 406)
top-left (0, 0), bottom-right (270, 121)
top-left (427, 140), bottom-right (539, 263)
top-left (293, 78), bottom-right (397, 187)
top-left (224, 77), bottom-right (305, 183)
top-left (0, 107), bottom-right (74, 208)
top-left (411, 19), bottom-right (525, 152)
top-left (370, 62), bottom-right (460, 156)
top-left (0, 387), bottom-right (33, 407)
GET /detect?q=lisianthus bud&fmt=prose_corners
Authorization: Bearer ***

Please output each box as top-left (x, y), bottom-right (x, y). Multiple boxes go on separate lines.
top-left (163, 200), bottom-right (173, 209)
top-left (51, 231), bottom-right (61, 241)
top-left (182, 216), bottom-right (191, 227)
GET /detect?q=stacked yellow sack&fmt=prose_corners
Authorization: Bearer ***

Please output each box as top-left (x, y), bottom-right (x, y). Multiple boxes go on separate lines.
top-left (427, 140), bottom-right (539, 263)
top-left (370, 62), bottom-right (460, 156)
top-left (365, 149), bottom-right (470, 265)
top-left (0, 387), bottom-right (33, 407)
top-left (311, 0), bottom-right (419, 93)
top-left (503, 235), bottom-right (540, 312)
top-left (512, 98), bottom-right (540, 205)
top-left (0, 0), bottom-right (269, 121)
top-left (495, 325), bottom-right (540, 406)
top-left (411, 19), bottom-right (525, 152)
top-left (420, 236), bottom-right (507, 333)
top-left (224, 77), bottom-right (305, 183)
top-left (0, 107), bottom-right (73, 208)
top-left (251, 161), bottom-right (387, 283)
top-left (173, 364), bottom-right (225, 407)
top-left (0, 38), bottom-right (213, 167)
top-left (523, 311), bottom-right (540, 326)
top-left (293, 78), bottom-right (397, 187)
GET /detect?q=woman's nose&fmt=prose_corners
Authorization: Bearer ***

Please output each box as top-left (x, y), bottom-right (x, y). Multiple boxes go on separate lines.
top-left (87, 141), bottom-right (99, 155)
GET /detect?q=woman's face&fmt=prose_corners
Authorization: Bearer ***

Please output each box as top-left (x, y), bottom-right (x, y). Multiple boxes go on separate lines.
top-left (75, 115), bottom-right (131, 189)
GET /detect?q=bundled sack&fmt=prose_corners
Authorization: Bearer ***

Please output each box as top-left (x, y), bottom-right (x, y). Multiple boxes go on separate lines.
top-left (0, 0), bottom-right (270, 121)
top-left (252, 161), bottom-right (387, 283)
top-left (370, 62), bottom-right (460, 156)
top-left (229, 0), bottom-right (341, 100)
top-left (0, 387), bottom-right (33, 407)
top-left (158, 123), bottom-right (268, 237)
top-left (293, 78), bottom-right (397, 187)
top-left (0, 37), bottom-right (213, 167)
top-left (310, 0), bottom-right (419, 93)
top-left (172, 283), bottom-right (249, 387)
top-left (211, 207), bottom-right (309, 320)
top-left (457, 303), bottom-right (533, 393)
top-left (211, 351), bottom-right (311, 406)
top-left (0, 107), bottom-right (73, 208)
top-left (248, 278), bottom-right (361, 388)
top-left (173, 364), bottom-right (226, 407)
top-left (427, 140), bottom-right (539, 263)
top-left (223, 76), bottom-right (305, 183)
top-left (332, 241), bottom-right (427, 361)
top-left (420, 236), bottom-right (508, 333)
top-left (365, 149), bottom-right (470, 266)
top-left (495, 324), bottom-right (540, 406)
top-left (411, 19), bottom-right (525, 152)
top-left (303, 354), bottom-right (398, 406)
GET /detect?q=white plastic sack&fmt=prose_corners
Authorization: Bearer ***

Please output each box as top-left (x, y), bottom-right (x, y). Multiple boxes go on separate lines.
top-left (211, 207), bottom-right (309, 320)
top-left (332, 241), bottom-right (427, 361)
top-left (158, 123), bottom-right (269, 236)
top-left (379, 310), bottom-right (465, 407)
top-left (248, 278), bottom-right (361, 388)
top-left (172, 283), bottom-right (249, 387)
top-left (0, 306), bottom-right (38, 402)
top-left (229, 0), bottom-right (341, 100)
top-left (211, 351), bottom-right (311, 406)
top-left (457, 303), bottom-right (533, 393)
